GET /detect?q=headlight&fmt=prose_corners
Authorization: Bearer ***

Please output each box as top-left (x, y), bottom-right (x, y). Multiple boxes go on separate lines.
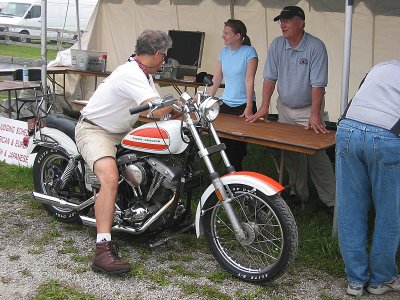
top-left (199, 97), bottom-right (220, 122)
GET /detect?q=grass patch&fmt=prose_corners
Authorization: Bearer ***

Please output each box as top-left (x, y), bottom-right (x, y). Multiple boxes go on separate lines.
top-left (31, 218), bottom-right (60, 253)
top-left (170, 263), bottom-right (201, 278)
top-left (58, 238), bottom-right (79, 255)
top-left (175, 232), bottom-right (208, 251)
top-left (235, 287), bottom-right (270, 300)
top-left (62, 223), bottom-right (83, 231)
top-left (179, 282), bottom-right (231, 300)
top-left (75, 267), bottom-right (88, 274)
top-left (159, 252), bottom-right (195, 263)
top-left (134, 247), bottom-right (152, 261)
top-left (0, 161), bottom-right (33, 190)
top-left (178, 282), bottom-right (199, 294)
top-left (71, 254), bottom-right (92, 264)
top-left (243, 144), bottom-right (279, 176)
top-left (15, 196), bottom-right (45, 218)
top-left (199, 284), bottom-right (231, 299)
top-left (20, 268), bottom-right (33, 277)
top-left (149, 269), bottom-right (171, 286)
top-left (0, 44), bottom-right (58, 60)
top-left (294, 206), bottom-right (344, 276)
top-left (207, 270), bottom-right (232, 283)
top-left (34, 279), bottom-right (96, 300)
top-left (9, 221), bottom-right (26, 237)
top-left (129, 262), bottom-right (147, 279)
top-left (319, 293), bottom-right (340, 300)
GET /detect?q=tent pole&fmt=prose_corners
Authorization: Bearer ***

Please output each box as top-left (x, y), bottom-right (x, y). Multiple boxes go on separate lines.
top-left (40, 0), bottom-right (47, 95)
top-left (230, 0), bottom-right (234, 19)
top-left (334, 0), bottom-right (354, 238)
top-left (76, 0), bottom-right (82, 50)
top-left (340, 0), bottom-right (353, 115)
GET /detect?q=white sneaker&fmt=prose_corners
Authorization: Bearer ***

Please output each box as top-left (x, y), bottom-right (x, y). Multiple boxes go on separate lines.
top-left (347, 283), bottom-right (364, 296)
top-left (367, 277), bottom-right (400, 295)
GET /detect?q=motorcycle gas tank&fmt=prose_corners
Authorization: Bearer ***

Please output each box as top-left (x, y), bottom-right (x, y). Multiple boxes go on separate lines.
top-left (121, 120), bottom-right (189, 154)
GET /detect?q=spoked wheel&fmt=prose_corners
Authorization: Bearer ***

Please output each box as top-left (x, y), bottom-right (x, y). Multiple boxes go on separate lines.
top-left (202, 184), bottom-right (298, 283)
top-left (33, 148), bottom-right (89, 222)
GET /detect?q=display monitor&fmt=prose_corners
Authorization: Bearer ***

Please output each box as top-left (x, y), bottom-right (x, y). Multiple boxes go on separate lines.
top-left (167, 30), bottom-right (205, 68)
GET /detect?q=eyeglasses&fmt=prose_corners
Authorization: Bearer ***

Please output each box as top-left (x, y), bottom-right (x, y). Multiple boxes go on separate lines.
top-left (159, 52), bottom-right (167, 61)
top-left (278, 19), bottom-right (293, 25)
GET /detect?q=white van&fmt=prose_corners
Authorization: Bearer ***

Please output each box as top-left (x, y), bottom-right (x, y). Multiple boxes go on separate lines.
top-left (0, 1), bottom-right (8, 12)
top-left (0, 0), bottom-right (98, 42)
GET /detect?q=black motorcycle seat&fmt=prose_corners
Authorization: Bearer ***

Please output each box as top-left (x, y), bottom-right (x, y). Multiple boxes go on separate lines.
top-left (46, 113), bottom-right (77, 142)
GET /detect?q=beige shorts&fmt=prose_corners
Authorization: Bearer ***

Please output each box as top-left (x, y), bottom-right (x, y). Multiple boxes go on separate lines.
top-left (75, 120), bottom-right (126, 171)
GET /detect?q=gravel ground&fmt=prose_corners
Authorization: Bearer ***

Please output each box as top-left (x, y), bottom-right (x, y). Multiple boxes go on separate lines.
top-left (0, 190), bottom-right (398, 300)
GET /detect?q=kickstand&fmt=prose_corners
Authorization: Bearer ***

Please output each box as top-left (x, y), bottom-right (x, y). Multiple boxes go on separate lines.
top-left (149, 222), bottom-right (195, 248)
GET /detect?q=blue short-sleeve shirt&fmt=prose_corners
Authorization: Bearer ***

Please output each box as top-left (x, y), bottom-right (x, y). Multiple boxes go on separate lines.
top-left (263, 32), bottom-right (328, 108)
top-left (219, 45), bottom-right (258, 107)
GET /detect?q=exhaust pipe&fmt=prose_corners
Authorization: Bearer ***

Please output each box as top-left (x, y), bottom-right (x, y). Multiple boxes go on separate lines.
top-left (33, 191), bottom-right (176, 234)
top-left (32, 192), bottom-right (94, 210)
top-left (79, 193), bottom-right (176, 234)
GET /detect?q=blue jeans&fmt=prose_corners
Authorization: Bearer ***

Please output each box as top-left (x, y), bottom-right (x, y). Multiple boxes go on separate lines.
top-left (336, 119), bottom-right (400, 286)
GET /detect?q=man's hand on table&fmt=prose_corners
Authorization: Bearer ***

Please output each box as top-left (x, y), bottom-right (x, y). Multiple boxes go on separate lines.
top-left (306, 113), bottom-right (329, 133)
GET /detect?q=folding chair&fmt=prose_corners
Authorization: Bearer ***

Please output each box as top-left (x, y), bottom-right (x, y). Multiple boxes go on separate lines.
top-left (13, 68), bottom-right (43, 120)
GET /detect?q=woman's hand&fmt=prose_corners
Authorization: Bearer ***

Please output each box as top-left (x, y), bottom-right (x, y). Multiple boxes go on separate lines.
top-left (246, 106), bottom-right (269, 123)
top-left (240, 106), bottom-right (254, 119)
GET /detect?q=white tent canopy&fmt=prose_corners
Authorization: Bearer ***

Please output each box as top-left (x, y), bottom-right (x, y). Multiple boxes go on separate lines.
top-left (46, 0), bottom-right (400, 121)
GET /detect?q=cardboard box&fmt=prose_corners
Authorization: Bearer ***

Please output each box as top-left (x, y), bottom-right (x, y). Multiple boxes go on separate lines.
top-left (71, 49), bottom-right (107, 72)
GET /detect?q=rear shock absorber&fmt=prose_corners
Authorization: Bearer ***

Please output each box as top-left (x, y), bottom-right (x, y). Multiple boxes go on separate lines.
top-left (53, 154), bottom-right (81, 191)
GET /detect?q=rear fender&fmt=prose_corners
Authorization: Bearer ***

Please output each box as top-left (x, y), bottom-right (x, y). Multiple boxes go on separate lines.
top-left (194, 171), bottom-right (284, 237)
top-left (27, 127), bottom-right (79, 156)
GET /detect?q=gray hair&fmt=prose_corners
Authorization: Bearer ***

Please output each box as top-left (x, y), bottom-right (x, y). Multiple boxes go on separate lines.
top-left (293, 16), bottom-right (305, 29)
top-left (135, 30), bottom-right (172, 55)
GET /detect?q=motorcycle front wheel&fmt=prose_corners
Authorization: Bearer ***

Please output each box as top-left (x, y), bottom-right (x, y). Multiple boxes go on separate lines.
top-left (33, 148), bottom-right (89, 222)
top-left (202, 183), bottom-right (298, 283)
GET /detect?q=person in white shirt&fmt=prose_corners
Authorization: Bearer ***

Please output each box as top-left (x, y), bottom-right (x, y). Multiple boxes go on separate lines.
top-left (75, 30), bottom-right (173, 274)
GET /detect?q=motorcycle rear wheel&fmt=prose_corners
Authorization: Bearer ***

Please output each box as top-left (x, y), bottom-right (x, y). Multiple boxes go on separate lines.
top-left (202, 183), bottom-right (298, 283)
top-left (33, 148), bottom-right (88, 223)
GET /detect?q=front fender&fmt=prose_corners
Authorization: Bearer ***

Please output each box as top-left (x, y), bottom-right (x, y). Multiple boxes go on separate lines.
top-left (27, 127), bottom-right (79, 156)
top-left (195, 171), bottom-right (284, 237)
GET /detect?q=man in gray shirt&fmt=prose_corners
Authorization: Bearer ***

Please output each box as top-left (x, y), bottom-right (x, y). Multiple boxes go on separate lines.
top-left (336, 60), bottom-right (400, 296)
top-left (247, 6), bottom-right (335, 210)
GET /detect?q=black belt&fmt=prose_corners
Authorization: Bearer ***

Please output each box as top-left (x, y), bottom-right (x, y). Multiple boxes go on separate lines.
top-left (79, 115), bottom-right (98, 127)
top-left (391, 119), bottom-right (400, 136)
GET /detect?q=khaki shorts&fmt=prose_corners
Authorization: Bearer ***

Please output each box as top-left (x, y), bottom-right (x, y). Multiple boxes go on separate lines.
top-left (75, 120), bottom-right (126, 171)
top-left (277, 98), bottom-right (326, 126)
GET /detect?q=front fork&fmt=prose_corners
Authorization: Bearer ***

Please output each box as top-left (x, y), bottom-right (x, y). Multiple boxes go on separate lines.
top-left (210, 175), bottom-right (247, 241)
top-left (186, 116), bottom-right (247, 241)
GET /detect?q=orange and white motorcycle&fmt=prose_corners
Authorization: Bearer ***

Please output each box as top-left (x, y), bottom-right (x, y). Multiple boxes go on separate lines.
top-left (26, 78), bottom-right (298, 283)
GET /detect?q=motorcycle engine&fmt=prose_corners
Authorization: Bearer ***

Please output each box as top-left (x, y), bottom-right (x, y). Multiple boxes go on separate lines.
top-left (123, 163), bottom-right (146, 187)
top-left (117, 154), bottom-right (181, 231)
